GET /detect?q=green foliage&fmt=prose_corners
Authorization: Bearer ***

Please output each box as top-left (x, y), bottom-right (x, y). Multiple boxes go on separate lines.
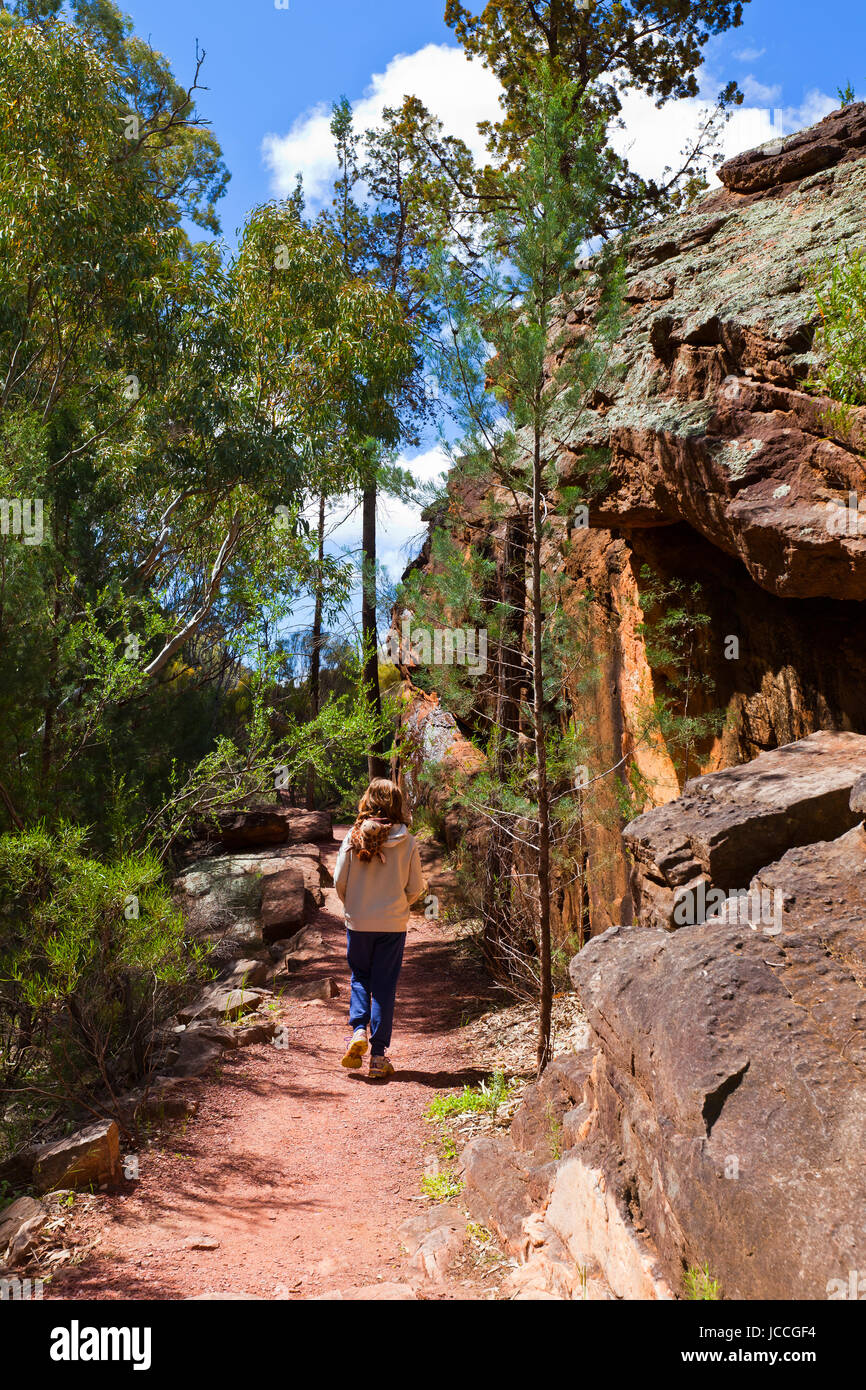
top-left (410, 71), bottom-right (635, 1011)
top-left (426, 1070), bottom-right (516, 1119)
top-left (613, 760), bottom-right (653, 823)
top-left (422, 1073), bottom-right (518, 1200)
top-left (0, 5), bottom-right (466, 1153)
top-left (0, 823), bottom-right (201, 1144)
top-left (545, 1101), bottom-right (563, 1159)
top-left (419, 1171), bottom-right (464, 1201)
top-left (319, 93), bottom-right (473, 444)
top-left (636, 567), bottom-right (726, 785)
top-left (0, 16), bottom-right (416, 847)
top-left (445, 0), bottom-right (750, 228)
top-left (412, 66), bottom-right (734, 1017)
top-left (1, 2), bottom-right (228, 232)
top-left (808, 247), bottom-right (866, 437)
top-left (683, 1262), bottom-right (723, 1300)
top-left (233, 201), bottom-right (413, 464)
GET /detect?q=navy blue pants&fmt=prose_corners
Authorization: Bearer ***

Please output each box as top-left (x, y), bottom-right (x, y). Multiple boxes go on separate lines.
top-left (346, 930), bottom-right (406, 1055)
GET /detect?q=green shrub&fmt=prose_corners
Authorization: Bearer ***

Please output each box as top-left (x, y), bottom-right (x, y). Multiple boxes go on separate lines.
top-left (426, 1070), bottom-right (515, 1120)
top-left (809, 247), bottom-right (866, 424)
top-left (420, 1172), bottom-right (464, 1200)
top-left (683, 1262), bottom-right (722, 1300)
top-left (0, 822), bottom-right (203, 1149)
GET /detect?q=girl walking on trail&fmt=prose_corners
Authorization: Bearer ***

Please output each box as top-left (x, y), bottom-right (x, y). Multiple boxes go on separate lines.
top-left (334, 779), bottom-right (426, 1078)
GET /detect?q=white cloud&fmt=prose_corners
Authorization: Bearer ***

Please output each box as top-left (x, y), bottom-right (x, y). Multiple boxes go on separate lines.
top-left (263, 41), bottom-right (838, 216)
top-left (740, 74), bottom-right (783, 105)
top-left (264, 47), bottom-right (839, 581)
top-left (733, 46), bottom-right (767, 62)
top-left (262, 44), bottom-right (502, 205)
top-left (400, 445), bottom-right (451, 488)
top-left (313, 446), bottom-right (448, 590)
top-left (611, 85), bottom-right (838, 188)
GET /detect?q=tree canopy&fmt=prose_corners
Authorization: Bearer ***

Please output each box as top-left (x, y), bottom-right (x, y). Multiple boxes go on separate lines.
top-left (447, 0), bottom-right (750, 223)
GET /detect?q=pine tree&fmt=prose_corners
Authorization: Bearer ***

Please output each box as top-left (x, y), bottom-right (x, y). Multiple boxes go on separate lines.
top-left (415, 66), bottom-right (631, 1070)
top-left (447, 0), bottom-right (748, 229)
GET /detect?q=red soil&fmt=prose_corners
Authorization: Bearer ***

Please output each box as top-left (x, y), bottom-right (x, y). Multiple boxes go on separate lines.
top-left (47, 830), bottom-right (496, 1301)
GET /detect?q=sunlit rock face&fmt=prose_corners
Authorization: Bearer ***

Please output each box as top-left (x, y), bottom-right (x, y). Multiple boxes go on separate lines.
top-left (461, 744), bottom-right (866, 1302)
top-left (401, 104), bottom-right (866, 941)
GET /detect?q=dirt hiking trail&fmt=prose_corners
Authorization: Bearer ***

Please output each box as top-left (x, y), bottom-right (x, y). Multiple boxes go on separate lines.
top-left (48, 829), bottom-right (510, 1301)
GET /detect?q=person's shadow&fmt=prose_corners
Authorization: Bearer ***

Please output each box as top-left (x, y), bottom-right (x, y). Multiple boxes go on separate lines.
top-left (349, 1067), bottom-right (491, 1088)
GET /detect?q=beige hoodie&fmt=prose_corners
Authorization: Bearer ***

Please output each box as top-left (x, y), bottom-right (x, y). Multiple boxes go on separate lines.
top-left (334, 823), bottom-right (426, 933)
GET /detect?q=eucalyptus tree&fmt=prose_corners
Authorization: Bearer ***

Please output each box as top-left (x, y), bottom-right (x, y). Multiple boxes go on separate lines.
top-left (317, 97), bottom-right (474, 775)
top-left (1, 0), bottom-right (228, 234)
top-left (0, 18), bottom-right (412, 838)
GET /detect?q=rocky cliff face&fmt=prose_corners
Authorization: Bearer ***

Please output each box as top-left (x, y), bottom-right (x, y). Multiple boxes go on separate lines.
top-left (404, 110), bottom-right (866, 1300)
top-left (402, 103), bottom-right (866, 941)
top-left (462, 733), bottom-right (866, 1300)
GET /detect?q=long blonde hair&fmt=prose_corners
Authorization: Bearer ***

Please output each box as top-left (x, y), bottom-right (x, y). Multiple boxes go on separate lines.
top-left (350, 779), bottom-right (406, 862)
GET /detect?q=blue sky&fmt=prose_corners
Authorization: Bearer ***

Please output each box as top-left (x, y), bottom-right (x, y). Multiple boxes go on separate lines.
top-left (117, 0), bottom-right (864, 620)
top-left (124, 0), bottom-right (455, 242)
top-left (122, 0), bottom-right (866, 248)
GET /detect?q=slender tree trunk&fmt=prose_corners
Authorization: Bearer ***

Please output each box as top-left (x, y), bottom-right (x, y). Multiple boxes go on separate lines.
top-left (0, 777), bottom-right (23, 831)
top-left (362, 483), bottom-right (387, 780)
top-left (306, 490), bottom-right (326, 810)
top-left (531, 420), bottom-right (553, 1076)
top-left (41, 590), bottom-right (61, 798)
top-left (482, 511), bottom-right (527, 975)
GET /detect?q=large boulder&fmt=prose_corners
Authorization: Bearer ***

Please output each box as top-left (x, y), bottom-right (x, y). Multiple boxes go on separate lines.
top-left (0, 1197), bottom-right (47, 1266)
top-left (279, 844), bottom-right (327, 905)
top-left (460, 1057), bottom-right (675, 1301)
top-left (462, 733), bottom-right (866, 1300)
top-left (260, 865), bottom-right (306, 944)
top-left (624, 730), bottom-right (866, 929)
top-left (174, 839), bottom-right (328, 961)
top-left (279, 810), bottom-right (333, 845)
top-left (216, 808), bottom-right (291, 849)
top-left (215, 805), bottom-right (333, 851)
top-left (718, 100), bottom-right (866, 196)
top-left (175, 857), bottom-right (267, 955)
top-left (556, 734), bottom-right (866, 1300)
top-left (32, 1121), bottom-right (120, 1195)
top-left (569, 897), bottom-right (866, 1300)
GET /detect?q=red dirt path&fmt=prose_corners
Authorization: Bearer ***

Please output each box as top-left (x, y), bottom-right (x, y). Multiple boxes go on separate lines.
top-left (47, 830), bottom-right (497, 1301)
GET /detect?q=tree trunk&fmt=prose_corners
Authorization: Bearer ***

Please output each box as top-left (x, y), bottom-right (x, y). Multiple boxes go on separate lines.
top-left (0, 777), bottom-right (23, 831)
top-left (306, 491), bottom-right (326, 810)
top-left (41, 590), bottom-right (62, 799)
top-left (362, 482), bottom-right (388, 780)
top-left (531, 422), bottom-right (552, 1076)
top-left (482, 511), bottom-right (527, 976)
